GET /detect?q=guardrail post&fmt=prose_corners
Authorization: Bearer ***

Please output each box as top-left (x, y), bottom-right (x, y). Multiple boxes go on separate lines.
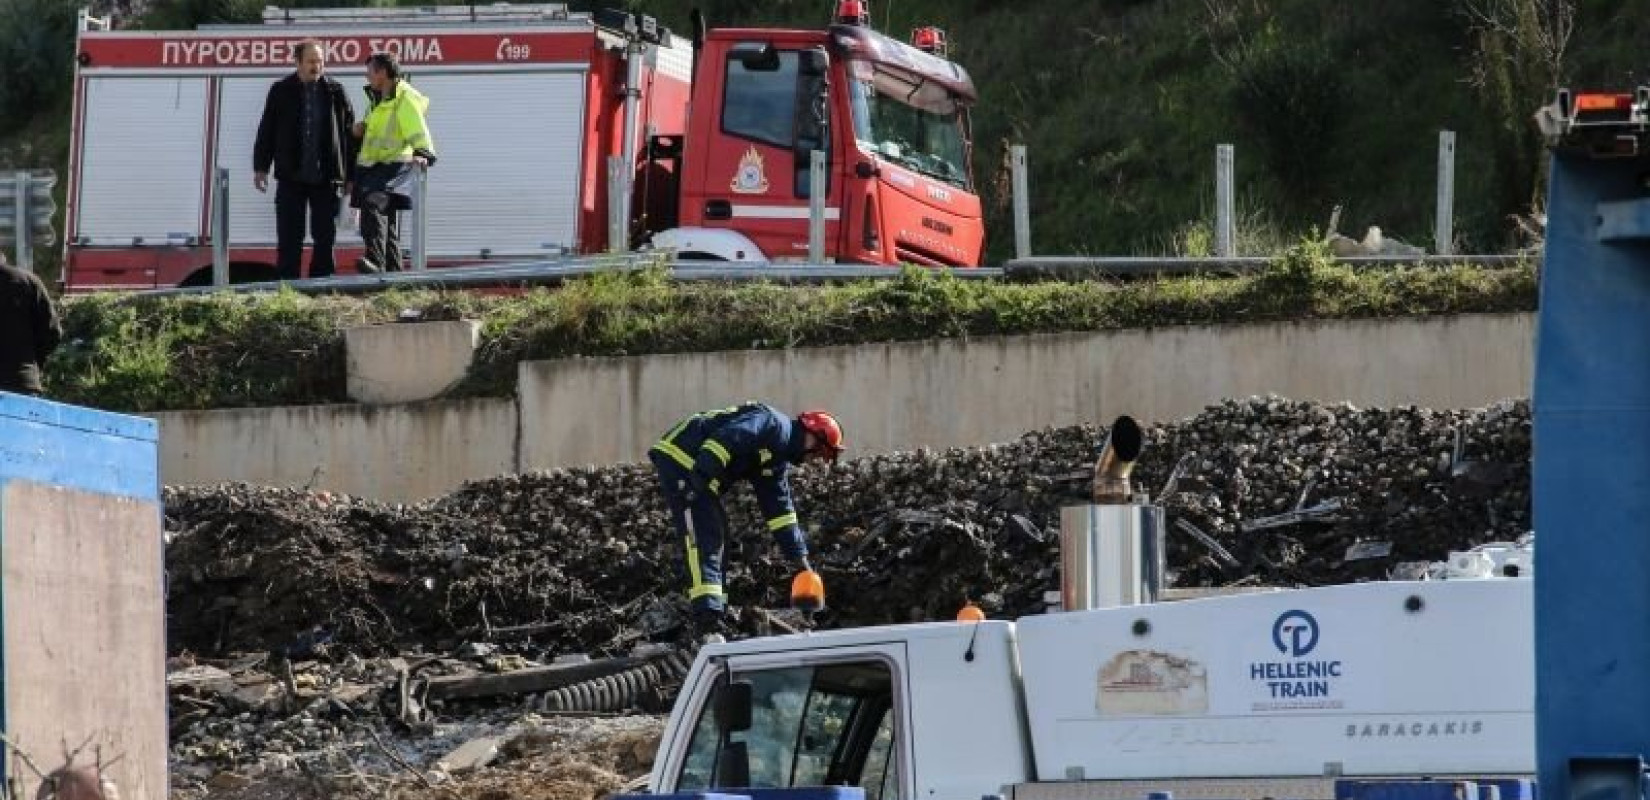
top-left (1011, 145), bottom-right (1031, 260)
top-left (1436, 130), bottom-right (1457, 256)
top-left (212, 167), bottom-right (229, 286)
top-left (411, 163), bottom-right (429, 271)
top-left (607, 155), bottom-right (627, 254)
top-left (1215, 144), bottom-right (1235, 258)
top-left (809, 149), bottom-right (826, 263)
top-left (13, 171), bottom-right (31, 274)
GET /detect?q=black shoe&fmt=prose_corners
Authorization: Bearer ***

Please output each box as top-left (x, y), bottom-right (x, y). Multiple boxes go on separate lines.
top-left (687, 607), bottom-right (734, 646)
top-left (355, 257), bottom-right (382, 274)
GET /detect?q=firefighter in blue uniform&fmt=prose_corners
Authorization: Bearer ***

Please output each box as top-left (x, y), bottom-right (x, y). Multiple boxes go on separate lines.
top-left (649, 403), bottom-right (846, 633)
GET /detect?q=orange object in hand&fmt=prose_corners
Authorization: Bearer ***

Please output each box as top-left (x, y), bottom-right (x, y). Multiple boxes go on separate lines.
top-left (791, 569), bottom-right (826, 613)
top-left (956, 602), bottom-right (986, 622)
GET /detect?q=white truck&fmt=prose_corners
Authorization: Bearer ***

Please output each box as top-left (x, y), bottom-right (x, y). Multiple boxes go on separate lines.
top-left (636, 484), bottom-right (1534, 800)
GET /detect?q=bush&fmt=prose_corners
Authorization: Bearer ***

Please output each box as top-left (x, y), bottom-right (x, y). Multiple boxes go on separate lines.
top-left (1225, 42), bottom-right (1347, 209)
top-left (0, 0), bottom-right (80, 131)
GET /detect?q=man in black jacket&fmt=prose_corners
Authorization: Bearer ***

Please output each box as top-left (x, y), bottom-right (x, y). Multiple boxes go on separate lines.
top-left (253, 40), bottom-right (357, 280)
top-left (0, 254), bottom-right (62, 397)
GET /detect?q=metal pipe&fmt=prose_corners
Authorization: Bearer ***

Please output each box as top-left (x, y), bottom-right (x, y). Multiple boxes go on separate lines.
top-left (212, 167), bottom-right (229, 286)
top-left (607, 155), bottom-right (627, 253)
top-left (1011, 144), bottom-right (1030, 260)
top-left (617, 41), bottom-right (646, 253)
top-left (1437, 130), bottom-right (1457, 256)
top-left (1215, 144), bottom-right (1235, 258)
top-left (1093, 415), bottom-right (1143, 504)
top-left (809, 149), bottom-right (826, 263)
top-left (411, 163), bottom-right (429, 271)
top-left (12, 171), bottom-right (30, 274)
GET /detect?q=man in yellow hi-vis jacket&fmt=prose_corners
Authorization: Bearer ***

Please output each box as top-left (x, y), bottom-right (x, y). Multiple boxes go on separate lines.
top-left (350, 52), bottom-right (436, 273)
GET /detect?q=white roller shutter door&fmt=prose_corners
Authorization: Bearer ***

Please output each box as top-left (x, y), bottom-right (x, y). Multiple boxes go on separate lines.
top-left (404, 70), bottom-right (586, 258)
top-left (76, 77), bottom-right (209, 242)
top-left (214, 76), bottom-right (365, 246)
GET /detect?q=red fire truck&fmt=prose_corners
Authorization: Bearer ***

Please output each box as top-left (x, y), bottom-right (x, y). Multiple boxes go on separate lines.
top-left (63, 0), bottom-right (983, 291)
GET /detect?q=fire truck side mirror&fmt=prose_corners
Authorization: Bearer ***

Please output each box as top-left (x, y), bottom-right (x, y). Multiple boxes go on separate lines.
top-left (794, 48), bottom-right (831, 162)
top-left (730, 41), bottom-right (779, 72)
top-left (799, 47), bottom-right (830, 77)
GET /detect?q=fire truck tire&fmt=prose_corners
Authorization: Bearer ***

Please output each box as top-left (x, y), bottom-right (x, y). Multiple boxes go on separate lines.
top-left (179, 263), bottom-right (281, 288)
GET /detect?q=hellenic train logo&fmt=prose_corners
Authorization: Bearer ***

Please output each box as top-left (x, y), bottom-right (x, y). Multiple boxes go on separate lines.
top-left (1272, 610), bottom-right (1319, 657)
top-left (1253, 609), bottom-right (1341, 709)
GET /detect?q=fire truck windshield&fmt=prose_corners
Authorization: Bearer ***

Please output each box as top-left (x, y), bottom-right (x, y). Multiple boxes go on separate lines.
top-left (847, 59), bottom-right (970, 190)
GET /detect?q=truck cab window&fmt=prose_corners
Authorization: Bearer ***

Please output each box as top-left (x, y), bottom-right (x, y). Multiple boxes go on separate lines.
top-left (676, 661), bottom-right (898, 797)
top-left (722, 51), bottom-right (801, 149)
top-left (860, 708), bottom-right (898, 800)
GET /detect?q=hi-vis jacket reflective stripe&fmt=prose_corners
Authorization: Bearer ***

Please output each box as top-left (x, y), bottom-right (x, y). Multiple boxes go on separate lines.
top-left (651, 402), bottom-right (810, 558)
top-left (357, 80), bottom-right (434, 165)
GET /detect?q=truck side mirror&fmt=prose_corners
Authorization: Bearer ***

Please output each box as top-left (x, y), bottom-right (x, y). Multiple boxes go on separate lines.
top-left (715, 679), bottom-right (753, 733)
top-left (799, 47), bottom-right (829, 77)
top-left (716, 740), bottom-right (752, 788)
top-left (730, 41), bottom-right (779, 71)
top-left (794, 46), bottom-right (831, 163)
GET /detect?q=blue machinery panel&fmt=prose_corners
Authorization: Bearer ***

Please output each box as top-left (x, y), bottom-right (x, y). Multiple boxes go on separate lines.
top-left (1535, 147), bottom-right (1650, 800)
top-left (0, 393), bottom-right (158, 500)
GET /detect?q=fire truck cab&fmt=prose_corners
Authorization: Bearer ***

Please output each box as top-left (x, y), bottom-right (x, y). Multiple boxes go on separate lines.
top-left (652, 3), bottom-right (983, 266)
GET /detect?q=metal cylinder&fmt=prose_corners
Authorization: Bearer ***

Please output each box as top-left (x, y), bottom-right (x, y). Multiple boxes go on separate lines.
top-left (1059, 504), bottom-right (1165, 611)
top-left (411, 164), bottom-right (429, 271)
top-left (1215, 144), bottom-right (1235, 258)
top-left (607, 156), bottom-right (627, 253)
top-left (808, 149), bottom-right (826, 263)
top-left (13, 170), bottom-right (32, 274)
top-left (1436, 130), bottom-right (1457, 256)
top-left (1011, 145), bottom-right (1030, 260)
top-left (212, 168), bottom-right (229, 286)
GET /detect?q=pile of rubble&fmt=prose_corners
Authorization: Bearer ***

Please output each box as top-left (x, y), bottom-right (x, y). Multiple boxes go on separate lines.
top-left (164, 396), bottom-right (1531, 658)
top-left (166, 650), bottom-right (670, 799)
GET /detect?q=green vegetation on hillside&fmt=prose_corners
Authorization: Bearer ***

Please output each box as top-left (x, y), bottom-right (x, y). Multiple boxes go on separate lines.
top-left (46, 243), bottom-right (1537, 412)
top-left (0, 0), bottom-right (1626, 278)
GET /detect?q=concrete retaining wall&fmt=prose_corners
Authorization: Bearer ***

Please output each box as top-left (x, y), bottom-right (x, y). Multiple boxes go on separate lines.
top-left (154, 398), bottom-right (517, 501)
top-left (153, 313), bottom-right (1536, 502)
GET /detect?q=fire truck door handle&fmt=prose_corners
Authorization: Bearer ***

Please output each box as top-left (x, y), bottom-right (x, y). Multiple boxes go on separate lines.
top-left (704, 200), bottom-right (733, 220)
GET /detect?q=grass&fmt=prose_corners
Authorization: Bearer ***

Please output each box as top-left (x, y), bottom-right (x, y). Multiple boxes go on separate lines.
top-left (45, 241), bottom-right (1539, 413)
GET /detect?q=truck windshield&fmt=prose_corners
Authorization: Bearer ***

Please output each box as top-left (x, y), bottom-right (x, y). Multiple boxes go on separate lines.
top-left (847, 60), bottom-right (970, 190)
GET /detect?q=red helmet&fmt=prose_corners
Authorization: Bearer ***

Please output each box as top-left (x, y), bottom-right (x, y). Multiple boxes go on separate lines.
top-left (797, 410), bottom-right (845, 461)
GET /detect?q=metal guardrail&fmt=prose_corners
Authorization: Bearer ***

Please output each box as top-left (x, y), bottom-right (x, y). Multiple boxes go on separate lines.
top-left (130, 255), bottom-right (1005, 297)
top-left (0, 170), bottom-right (58, 274)
top-left (1002, 254), bottom-right (1533, 279)
top-left (124, 251), bottom-right (1531, 298)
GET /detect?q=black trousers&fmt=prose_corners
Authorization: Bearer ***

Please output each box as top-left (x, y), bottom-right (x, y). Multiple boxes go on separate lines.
top-left (275, 180), bottom-right (340, 280)
top-left (359, 205), bottom-right (404, 272)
